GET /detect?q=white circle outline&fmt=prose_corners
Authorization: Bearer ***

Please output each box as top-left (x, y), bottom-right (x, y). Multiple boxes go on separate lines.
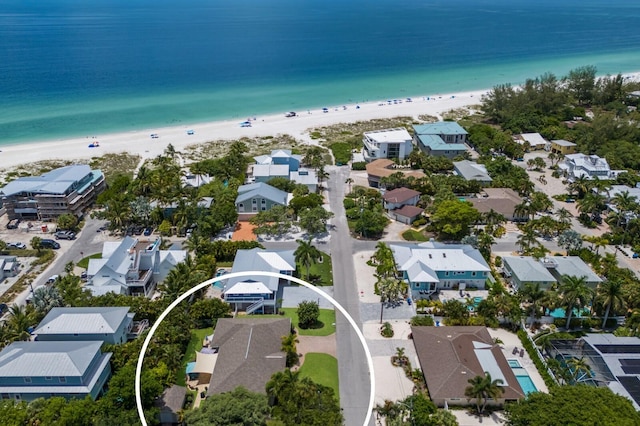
top-left (135, 271), bottom-right (375, 426)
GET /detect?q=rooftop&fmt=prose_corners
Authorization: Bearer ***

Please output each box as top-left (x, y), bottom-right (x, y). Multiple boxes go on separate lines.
top-left (503, 256), bottom-right (556, 283)
top-left (415, 134), bottom-right (467, 151)
top-left (34, 307), bottom-right (131, 336)
top-left (363, 128), bottom-right (412, 143)
top-left (552, 139), bottom-right (577, 147)
top-left (383, 187), bottom-right (420, 204)
top-left (236, 182), bottom-right (288, 205)
top-left (365, 159), bottom-right (426, 179)
top-left (453, 160), bottom-right (492, 182)
top-left (1, 165), bottom-right (99, 197)
top-left (413, 122), bottom-right (468, 136)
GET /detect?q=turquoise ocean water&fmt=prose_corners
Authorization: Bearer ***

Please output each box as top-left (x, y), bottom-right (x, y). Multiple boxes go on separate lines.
top-left (1, 0), bottom-right (640, 145)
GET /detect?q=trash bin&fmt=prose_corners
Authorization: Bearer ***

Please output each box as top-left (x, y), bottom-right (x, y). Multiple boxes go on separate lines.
top-left (41, 225), bottom-right (48, 232)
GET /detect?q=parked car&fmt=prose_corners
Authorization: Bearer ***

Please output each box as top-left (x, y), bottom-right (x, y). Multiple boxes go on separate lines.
top-left (0, 303), bottom-right (7, 316)
top-left (285, 111), bottom-right (297, 117)
top-left (80, 271), bottom-right (88, 280)
top-left (55, 230), bottom-right (76, 240)
top-left (143, 227), bottom-right (153, 236)
top-left (7, 242), bottom-right (26, 249)
top-left (40, 239), bottom-right (60, 249)
top-left (46, 275), bottom-right (59, 285)
top-left (6, 219), bottom-right (20, 229)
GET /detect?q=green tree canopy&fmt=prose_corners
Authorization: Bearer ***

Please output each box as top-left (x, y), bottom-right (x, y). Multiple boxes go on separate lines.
top-left (504, 385), bottom-right (640, 426)
top-left (184, 386), bottom-right (270, 426)
top-left (430, 200), bottom-right (480, 241)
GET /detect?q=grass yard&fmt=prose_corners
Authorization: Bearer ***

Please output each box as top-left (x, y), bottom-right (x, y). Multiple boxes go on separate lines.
top-left (402, 229), bottom-right (428, 241)
top-left (176, 327), bottom-right (212, 386)
top-left (280, 307), bottom-right (336, 336)
top-left (76, 253), bottom-right (102, 269)
top-left (297, 252), bottom-right (333, 286)
top-left (298, 353), bottom-right (339, 400)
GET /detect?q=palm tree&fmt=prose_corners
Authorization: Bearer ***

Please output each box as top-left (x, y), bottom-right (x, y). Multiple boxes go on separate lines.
top-left (516, 229), bottom-right (540, 254)
top-left (281, 332), bottom-right (300, 367)
top-left (378, 277), bottom-right (404, 324)
top-left (294, 238), bottom-right (321, 280)
top-left (344, 177), bottom-right (354, 193)
top-left (568, 175), bottom-right (592, 199)
top-left (369, 242), bottom-right (397, 279)
top-left (464, 372), bottom-right (505, 415)
top-left (577, 192), bottom-right (605, 216)
top-left (555, 207), bottom-right (572, 224)
top-left (567, 357), bottom-right (592, 383)
top-left (30, 236), bottom-right (42, 255)
top-left (4, 305), bottom-right (36, 343)
top-left (520, 283), bottom-right (545, 325)
top-left (597, 279), bottom-right (625, 329)
top-left (612, 190), bottom-right (639, 215)
top-left (559, 275), bottom-right (594, 329)
top-left (266, 369), bottom-right (299, 406)
top-left (32, 286), bottom-right (64, 316)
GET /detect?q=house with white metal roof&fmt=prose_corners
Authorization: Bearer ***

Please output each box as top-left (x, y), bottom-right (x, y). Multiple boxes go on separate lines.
top-left (0, 164), bottom-right (105, 221)
top-left (515, 133), bottom-right (548, 150)
top-left (413, 122), bottom-right (468, 158)
top-left (251, 150), bottom-right (318, 191)
top-left (222, 248), bottom-right (295, 314)
top-left (390, 241), bottom-right (491, 298)
top-left (34, 307), bottom-right (147, 344)
top-left (85, 237), bottom-right (187, 297)
top-left (0, 255), bottom-right (19, 279)
top-left (559, 153), bottom-right (623, 181)
top-left (362, 128), bottom-right (414, 162)
top-left (0, 341), bottom-right (112, 402)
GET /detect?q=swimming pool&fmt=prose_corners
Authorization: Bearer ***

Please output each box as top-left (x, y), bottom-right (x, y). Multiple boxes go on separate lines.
top-left (508, 359), bottom-right (522, 368)
top-left (516, 375), bottom-right (538, 395)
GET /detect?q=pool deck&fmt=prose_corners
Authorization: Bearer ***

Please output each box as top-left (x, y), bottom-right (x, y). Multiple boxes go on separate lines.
top-left (487, 328), bottom-right (549, 394)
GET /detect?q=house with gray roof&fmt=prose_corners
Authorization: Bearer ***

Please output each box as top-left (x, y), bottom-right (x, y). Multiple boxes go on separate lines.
top-left (0, 164), bottom-right (106, 221)
top-left (503, 256), bottom-right (602, 291)
top-left (413, 122), bottom-right (468, 158)
top-left (222, 248), bottom-right (295, 314)
top-left (0, 341), bottom-right (112, 402)
top-left (206, 318), bottom-right (290, 396)
top-left (251, 150), bottom-right (318, 191)
top-left (85, 237), bottom-right (187, 297)
top-left (453, 160), bottom-right (493, 185)
top-left (559, 153), bottom-right (623, 181)
top-left (502, 256), bottom-right (557, 290)
top-left (390, 241), bottom-right (491, 298)
top-left (235, 182), bottom-right (290, 218)
top-left (412, 326), bottom-right (525, 407)
top-left (34, 307), bottom-right (146, 344)
top-left (465, 188), bottom-right (524, 222)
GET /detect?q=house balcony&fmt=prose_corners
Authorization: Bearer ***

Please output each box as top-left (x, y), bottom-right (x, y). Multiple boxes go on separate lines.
top-left (127, 319), bottom-right (149, 339)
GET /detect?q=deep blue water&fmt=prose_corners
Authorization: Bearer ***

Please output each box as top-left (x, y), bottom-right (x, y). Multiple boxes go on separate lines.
top-left (1, 0), bottom-right (640, 144)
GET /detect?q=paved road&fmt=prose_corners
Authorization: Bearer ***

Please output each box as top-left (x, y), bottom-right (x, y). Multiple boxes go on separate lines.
top-left (13, 218), bottom-right (108, 306)
top-left (327, 166), bottom-right (374, 426)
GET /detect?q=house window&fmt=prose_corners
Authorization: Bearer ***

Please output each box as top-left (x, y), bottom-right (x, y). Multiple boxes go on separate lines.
top-left (14, 395), bottom-right (20, 401)
top-left (24, 377), bottom-right (31, 383)
top-left (239, 203), bottom-right (244, 209)
top-left (252, 199), bottom-right (257, 204)
top-left (472, 272), bottom-right (476, 276)
top-left (261, 199), bottom-right (266, 204)
top-left (1, 394), bottom-right (9, 400)
top-left (415, 283), bottom-right (420, 288)
top-left (59, 377), bottom-right (66, 383)
top-left (252, 205), bottom-right (257, 211)
top-left (45, 376), bottom-right (52, 381)
top-left (261, 206), bottom-right (266, 211)
top-left (445, 272), bottom-right (449, 276)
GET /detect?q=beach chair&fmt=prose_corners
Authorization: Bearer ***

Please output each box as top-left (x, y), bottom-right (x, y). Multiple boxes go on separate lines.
top-left (520, 348), bottom-right (525, 357)
top-left (512, 347), bottom-right (518, 355)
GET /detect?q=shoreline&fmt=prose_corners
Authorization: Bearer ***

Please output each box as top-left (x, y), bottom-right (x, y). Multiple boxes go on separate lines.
top-left (0, 88), bottom-right (488, 170)
top-left (1, 70), bottom-right (639, 171)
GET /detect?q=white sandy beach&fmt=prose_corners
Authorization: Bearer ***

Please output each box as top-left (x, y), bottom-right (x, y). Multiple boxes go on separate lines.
top-left (0, 89), bottom-right (488, 169)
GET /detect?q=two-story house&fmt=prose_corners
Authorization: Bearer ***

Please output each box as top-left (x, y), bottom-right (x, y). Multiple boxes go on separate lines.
top-left (235, 182), bottom-right (290, 218)
top-left (549, 139), bottom-right (577, 155)
top-left (251, 149), bottom-right (318, 192)
top-left (0, 341), bottom-right (112, 402)
top-left (362, 128), bottom-right (414, 162)
top-left (413, 122), bottom-right (468, 158)
top-left (382, 187), bottom-right (423, 224)
top-left (221, 248), bottom-right (295, 314)
top-left (390, 241), bottom-right (491, 298)
top-left (86, 237), bottom-right (187, 297)
top-left (559, 153), bottom-right (623, 181)
top-left (503, 256), bottom-right (602, 291)
top-left (33, 307), bottom-right (147, 344)
top-left (0, 165), bottom-right (106, 221)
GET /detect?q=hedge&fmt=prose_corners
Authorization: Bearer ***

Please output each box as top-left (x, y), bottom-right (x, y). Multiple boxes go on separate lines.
top-left (517, 330), bottom-right (557, 390)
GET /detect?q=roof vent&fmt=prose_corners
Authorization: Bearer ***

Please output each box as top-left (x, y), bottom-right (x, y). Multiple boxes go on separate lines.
top-left (428, 254), bottom-right (432, 259)
top-left (443, 253), bottom-right (447, 258)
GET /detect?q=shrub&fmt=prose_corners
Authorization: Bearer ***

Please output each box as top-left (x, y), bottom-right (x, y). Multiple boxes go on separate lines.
top-left (412, 217), bottom-right (427, 227)
top-left (410, 315), bottom-right (434, 326)
top-left (380, 322), bottom-right (394, 338)
top-left (297, 300), bottom-right (320, 329)
top-left (351, 161), bottom-right (366, 170)
top-left (517, 330), bottom-right (557, 389)
top-left (343, 198), bottom-right (357, 209)
top-left (329, 142), bottom-right (352, 164)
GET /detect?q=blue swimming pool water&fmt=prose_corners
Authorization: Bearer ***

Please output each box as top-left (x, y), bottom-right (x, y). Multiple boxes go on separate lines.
top-left (547, 307), bottom-right (590, 319)
top-left (516, 375), bottom-right (538, 395)
top-left (508, 359), bottom-right (521, 368)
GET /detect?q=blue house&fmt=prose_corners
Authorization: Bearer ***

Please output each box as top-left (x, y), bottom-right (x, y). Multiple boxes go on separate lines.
top-left (413, 122), bottom-right (468, 158)
top-left (0, 341), bottom-right (112, 402)
top-left (251, 150), bottom-right (318, 192)
top-left (390, 242), bottom-right (491, 298)
top-left (34, 307), bottom-right (147, 344)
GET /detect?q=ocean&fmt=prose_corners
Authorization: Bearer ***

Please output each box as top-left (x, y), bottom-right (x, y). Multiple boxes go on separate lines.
top-left (1, 0), bottom-right (640, 145)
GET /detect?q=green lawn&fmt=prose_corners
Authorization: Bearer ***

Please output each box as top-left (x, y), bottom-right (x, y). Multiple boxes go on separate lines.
top-left (176, 327), bottom-right (212, 386)
top-left (297, 252), bottom-right (333, 286)
top-left (76, 253), bottom-right (102, 269)
top-left (402, 229), bottom-right (428, 241)
top-left (281, 308), bottom-right (336, 336)
top-left (298, 353), bottom-right (339, 400)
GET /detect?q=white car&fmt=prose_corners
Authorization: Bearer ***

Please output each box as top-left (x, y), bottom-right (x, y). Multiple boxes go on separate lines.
top-left (7, 242), bottom-right (26, 249)
top-left (46, 275), bottom-right (59, 284)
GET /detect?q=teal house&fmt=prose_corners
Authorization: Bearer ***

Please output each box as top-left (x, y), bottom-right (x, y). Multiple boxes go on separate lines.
top-left (0, 341), bottom-right (112, 402)
top-left (413, 122), bottom-right (468, 158)
top-left (390, 242), bottom-right (491, 298)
